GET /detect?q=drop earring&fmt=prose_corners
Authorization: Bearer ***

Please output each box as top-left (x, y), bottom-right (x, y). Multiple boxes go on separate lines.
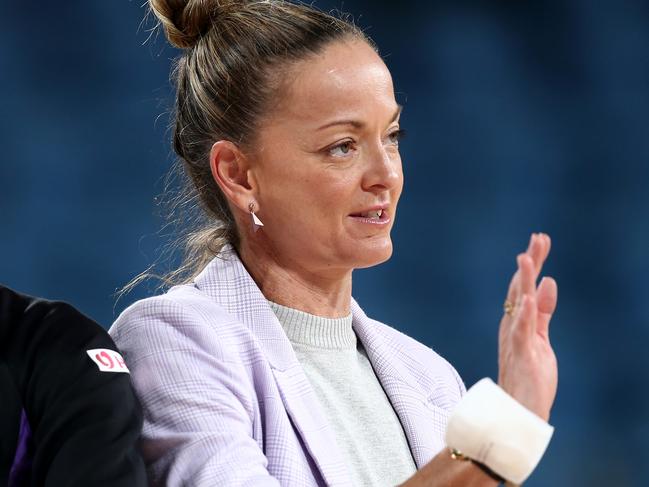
top-left (249, 202), bottom-right (264, 232)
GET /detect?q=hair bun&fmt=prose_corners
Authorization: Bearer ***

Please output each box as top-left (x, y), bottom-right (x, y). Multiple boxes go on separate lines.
top-left (149, 0), bottom-right (237, 49)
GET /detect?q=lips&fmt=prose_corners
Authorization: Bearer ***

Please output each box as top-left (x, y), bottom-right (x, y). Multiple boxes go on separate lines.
top-left (349, 206), bottom-right (390, 223)
top-left (358, 209), bottom-right (383, 219)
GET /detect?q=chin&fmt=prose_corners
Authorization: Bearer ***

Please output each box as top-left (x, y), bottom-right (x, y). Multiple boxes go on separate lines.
top-left (350, 237), bottom-right (393, 269)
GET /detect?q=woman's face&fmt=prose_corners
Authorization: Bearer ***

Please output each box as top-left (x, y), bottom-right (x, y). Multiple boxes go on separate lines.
top-left (250, 39), bottom-right (403, 275)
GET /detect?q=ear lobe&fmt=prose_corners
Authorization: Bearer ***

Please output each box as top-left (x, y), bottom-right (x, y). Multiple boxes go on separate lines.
top-left (209, 140), bottom-right (254, 213)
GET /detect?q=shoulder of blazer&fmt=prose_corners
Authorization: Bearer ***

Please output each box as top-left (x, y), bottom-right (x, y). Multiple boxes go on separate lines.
top-left (110, 284), bottom-right (268, 370)
top-left (357, 313), bottom-right (466, 408)
top-left (112, 284), bottom-right (238, 335)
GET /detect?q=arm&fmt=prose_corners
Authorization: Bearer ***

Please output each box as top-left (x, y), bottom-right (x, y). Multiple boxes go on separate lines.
top-left (0, 288), bottom-right (146, 487)
top-left (403, 233), bottom-right (558, 486)
top-left (110, 296), bottom-right (282, 487)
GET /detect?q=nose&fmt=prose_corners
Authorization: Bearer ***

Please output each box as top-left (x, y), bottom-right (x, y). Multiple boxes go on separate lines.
top-left (362, 142), bottom-right (402, 193)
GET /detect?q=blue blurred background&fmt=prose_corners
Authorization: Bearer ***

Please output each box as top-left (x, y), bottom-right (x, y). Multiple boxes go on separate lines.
top-left (1, 1), bottom-right (647, 485)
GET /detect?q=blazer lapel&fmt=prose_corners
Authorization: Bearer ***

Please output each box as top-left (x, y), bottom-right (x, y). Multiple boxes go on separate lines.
top-left (194, 248), bottom-right (352, 486)
top-left (272, 367), bottom-right (352, 486)
top-left (351, 299), bottom-right (450, 469)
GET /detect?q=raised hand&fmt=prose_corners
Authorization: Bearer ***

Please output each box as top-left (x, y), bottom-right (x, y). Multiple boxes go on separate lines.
top-left (498, 233), bottom-right (558, 421)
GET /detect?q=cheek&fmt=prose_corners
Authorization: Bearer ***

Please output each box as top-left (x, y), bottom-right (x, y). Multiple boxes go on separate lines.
top-left (302, 172), bottom-right (359, 220)
top-left (392, 158), bottom-right (404, 198)
top-left (260, 163), bottom-right (357, 224)
top-left (396, 167), bottom-right (405, 197)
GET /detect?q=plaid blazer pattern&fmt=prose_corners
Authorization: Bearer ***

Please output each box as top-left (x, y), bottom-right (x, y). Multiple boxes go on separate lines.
top-left (110, 248), bottom-right (466, 486)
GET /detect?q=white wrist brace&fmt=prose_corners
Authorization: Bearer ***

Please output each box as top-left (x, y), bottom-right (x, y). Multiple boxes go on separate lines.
top-left (445, 378), bottom-right (554, 485)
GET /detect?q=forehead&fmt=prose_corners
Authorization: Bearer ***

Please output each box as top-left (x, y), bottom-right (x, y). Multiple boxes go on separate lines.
top-left (271, 40), bottom-right (397, 127)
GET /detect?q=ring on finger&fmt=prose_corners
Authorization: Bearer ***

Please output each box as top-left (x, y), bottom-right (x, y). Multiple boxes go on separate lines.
top-left (503, 299), bottom-right (515, 316)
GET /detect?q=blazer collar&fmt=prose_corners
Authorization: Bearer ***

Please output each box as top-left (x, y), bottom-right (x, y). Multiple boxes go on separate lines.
top-left (193, 246), bottom-right (300, 371)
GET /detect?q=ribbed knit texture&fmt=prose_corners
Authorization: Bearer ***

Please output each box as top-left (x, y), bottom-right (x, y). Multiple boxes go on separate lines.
top-left (269, 301), bottom-right (417, 487)
top-left (269, 302), bottom-right (356, 349)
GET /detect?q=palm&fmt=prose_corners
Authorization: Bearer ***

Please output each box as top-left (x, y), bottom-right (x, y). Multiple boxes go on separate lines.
top-left (498, 233), bottom-right (558, 421)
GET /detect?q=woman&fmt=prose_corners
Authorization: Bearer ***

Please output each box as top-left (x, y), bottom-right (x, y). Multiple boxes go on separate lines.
top-left (111, 1), bottom-right (558, 485)
top-left (0, 285), bottom-right (146, 486)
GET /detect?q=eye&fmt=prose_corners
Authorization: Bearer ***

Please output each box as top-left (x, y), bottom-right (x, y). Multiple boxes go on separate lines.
top-left (328, 140), bottom-right (355, 157)
top-left (387, 128), bottom-right (406, 146)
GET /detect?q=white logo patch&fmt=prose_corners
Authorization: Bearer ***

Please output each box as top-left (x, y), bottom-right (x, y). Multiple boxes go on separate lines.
top-left (87, 349), bottom-right (130, 374)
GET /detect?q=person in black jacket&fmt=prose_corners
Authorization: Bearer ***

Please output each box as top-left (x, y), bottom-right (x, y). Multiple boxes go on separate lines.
top-left (0, 285), bottom-right (146, 487)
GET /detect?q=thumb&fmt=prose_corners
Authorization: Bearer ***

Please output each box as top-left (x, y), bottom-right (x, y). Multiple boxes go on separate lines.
top-left (536, 276), bottom-right (557, 337)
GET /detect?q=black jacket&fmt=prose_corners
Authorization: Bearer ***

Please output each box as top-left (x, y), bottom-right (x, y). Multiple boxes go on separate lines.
top-left (0, 285), bottom-right (146, 487)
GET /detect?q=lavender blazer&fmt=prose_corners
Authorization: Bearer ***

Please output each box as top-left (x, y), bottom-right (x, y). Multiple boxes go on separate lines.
top-left (110, 248), bottom-right (465, 486)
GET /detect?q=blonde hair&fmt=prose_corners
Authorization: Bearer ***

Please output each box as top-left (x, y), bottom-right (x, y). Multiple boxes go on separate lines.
top-left (122, 1), bottom-right (372, 294)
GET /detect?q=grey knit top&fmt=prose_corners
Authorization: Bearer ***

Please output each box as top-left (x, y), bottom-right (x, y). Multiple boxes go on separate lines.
top-left (269, 301), bottom-right (417, 487)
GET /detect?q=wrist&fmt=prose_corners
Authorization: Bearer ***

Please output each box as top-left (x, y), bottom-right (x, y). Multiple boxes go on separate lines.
top-left (445, 378), bottom-right (554, 485)
top-left (498, 382), bottom-right (552, 421)
top-left (449, 448), bottom-right (506, 484)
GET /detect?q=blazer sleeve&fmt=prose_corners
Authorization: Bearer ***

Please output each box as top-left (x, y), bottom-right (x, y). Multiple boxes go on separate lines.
top-left (0, 286), bottom-right (147, 487)
top-left (110, 295), bottom-right (282, 487)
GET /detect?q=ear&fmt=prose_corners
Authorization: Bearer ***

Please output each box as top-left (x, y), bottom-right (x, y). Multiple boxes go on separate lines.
top-left (209, 140), bottom-right (256, 213)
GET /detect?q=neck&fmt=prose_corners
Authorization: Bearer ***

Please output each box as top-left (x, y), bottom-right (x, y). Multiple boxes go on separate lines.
top-left (237, 238), bottom-right (352, 318)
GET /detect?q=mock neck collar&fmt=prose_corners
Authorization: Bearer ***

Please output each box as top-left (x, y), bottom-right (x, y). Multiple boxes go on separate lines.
top-left (268, 301), bottom-right (355, 350)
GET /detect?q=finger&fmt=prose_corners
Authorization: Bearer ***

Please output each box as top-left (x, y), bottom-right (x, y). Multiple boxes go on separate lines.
top-left (536, 276), bottom-right (558, 337)
top-left (500, 269), bottom-right (520, 343)
top-left (501, 238), bottom-right (539, 343)
top-left (527, 232), bottom-right (552, 278)
top-left (542, 233), bottom-right (552, 261)
top-left (533, 233), bottom-right (551, 274)
top-left (513, 293), bottom-right (537, 344)
top-left (506, 233), bottom-right (545, 304)
top-left (505, 269), bottom-right (520, 305)
top-left (517, 253), bottom-right (536, 299)
top-left (527, 233), bottom-right (544, 273)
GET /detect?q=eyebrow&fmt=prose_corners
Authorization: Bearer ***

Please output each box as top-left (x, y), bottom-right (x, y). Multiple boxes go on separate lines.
top-left (316, 104), bottom-right (403, 131)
